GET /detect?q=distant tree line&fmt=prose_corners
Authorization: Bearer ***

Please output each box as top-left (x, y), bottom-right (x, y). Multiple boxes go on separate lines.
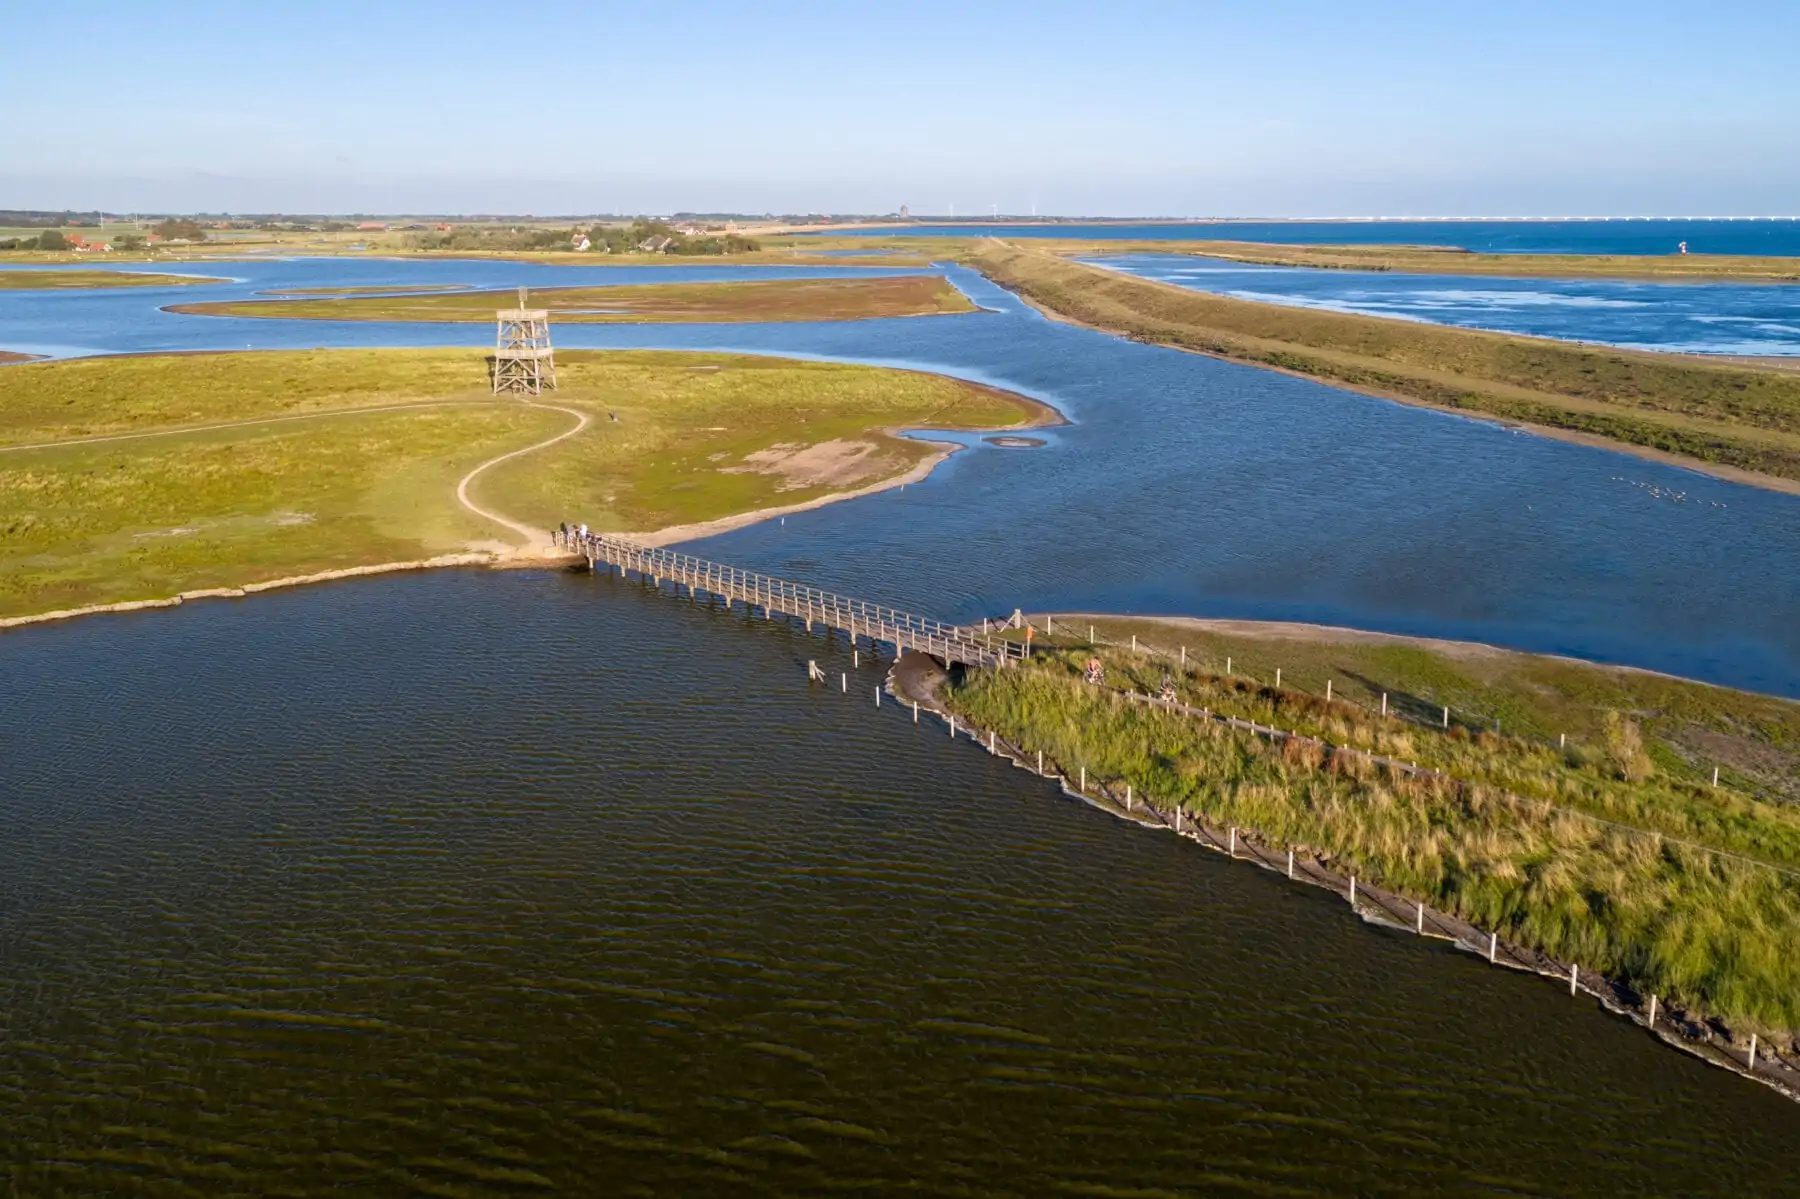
top-left (152, 219), bottom-right (208, 242)
top-left (0, 231), bottom-right (72, 250)
top-left (404, 219), bottom-right (759, 255)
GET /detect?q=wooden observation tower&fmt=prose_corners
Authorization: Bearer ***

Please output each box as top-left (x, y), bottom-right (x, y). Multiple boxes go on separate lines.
top-left (493, 286), bottom-right (556, 395)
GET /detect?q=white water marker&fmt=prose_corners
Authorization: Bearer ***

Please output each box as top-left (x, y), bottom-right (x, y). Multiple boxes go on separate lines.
top-left (1287, 849), bottom-right (1294, 879)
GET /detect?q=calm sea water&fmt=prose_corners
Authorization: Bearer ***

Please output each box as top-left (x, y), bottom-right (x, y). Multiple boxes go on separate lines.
top-left (823, 218), bottom-right (1800, 256)
top-left (4, 258), bottom-right (1800, 695)
top-left (4, 572), bottom-right (1796, 1194)
top-left (1087, 254), bottom-right (1800, 356)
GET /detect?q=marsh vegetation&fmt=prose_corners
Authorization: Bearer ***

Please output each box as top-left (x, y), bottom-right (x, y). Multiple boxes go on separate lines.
top-left (171, 275), bottom-right (976, 324)
top-left (946, 633), bottom-right (1800, 1037)
top-left (0, 349), bottom-right (1043, 618)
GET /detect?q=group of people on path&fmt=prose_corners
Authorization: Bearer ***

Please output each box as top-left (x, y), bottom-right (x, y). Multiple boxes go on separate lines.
top-left (554, 521), bottom-right (590, 551)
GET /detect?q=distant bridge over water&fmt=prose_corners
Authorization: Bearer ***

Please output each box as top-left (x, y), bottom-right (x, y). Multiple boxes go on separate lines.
top-left (572, 533), bottom-right (1024, 670)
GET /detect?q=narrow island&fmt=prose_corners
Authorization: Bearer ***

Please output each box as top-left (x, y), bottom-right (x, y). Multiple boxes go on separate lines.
top-left (966, 241), bottom-right (1800, 491)
top-left (168, 275), bottom-right (977, 324)
top-left (897, 613), bottom-right (1800, 1093)
top-left (0, 268), bottom-right (219, 290)
top-left (0, 347), bottom-right (1051, 622)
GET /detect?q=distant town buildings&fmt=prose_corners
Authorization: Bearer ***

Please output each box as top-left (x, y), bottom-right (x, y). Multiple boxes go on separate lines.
top-left (900, 204), bottom-right (910, 219)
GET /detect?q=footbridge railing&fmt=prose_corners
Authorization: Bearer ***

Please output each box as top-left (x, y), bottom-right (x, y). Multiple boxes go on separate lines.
top-left (572, 532), bottom-right (1025, 670)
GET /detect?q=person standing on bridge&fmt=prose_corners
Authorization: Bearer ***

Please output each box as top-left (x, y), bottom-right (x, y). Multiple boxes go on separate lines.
top-left (557, 521), bottom-right (568, 548)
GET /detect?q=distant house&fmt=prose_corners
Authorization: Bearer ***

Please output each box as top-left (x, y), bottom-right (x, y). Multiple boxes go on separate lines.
top-left (638, 235), bottom-right (673, 253)
top-left (572, 234), bottom-right (592, 251)
top-left (675, 224), bottom-right (707, 237)
top-left (356, 222), bottom-right (387, 232)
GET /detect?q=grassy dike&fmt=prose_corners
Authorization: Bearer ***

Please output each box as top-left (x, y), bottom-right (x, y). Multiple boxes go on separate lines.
top-left (934, 628), bottom-right (1800, 1046)
top-left (0, 348), bottom-right (1049, 620)
top-left (966, 241), bottom-right (1800, 488)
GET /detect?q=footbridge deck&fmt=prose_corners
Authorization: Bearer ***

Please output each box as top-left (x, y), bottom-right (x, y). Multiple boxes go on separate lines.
top-left (573, 533), bottom-right (1024, 669)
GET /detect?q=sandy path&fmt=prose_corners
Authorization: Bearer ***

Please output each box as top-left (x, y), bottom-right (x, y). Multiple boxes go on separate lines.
top-left (455, 401), bottom-right (590, 549)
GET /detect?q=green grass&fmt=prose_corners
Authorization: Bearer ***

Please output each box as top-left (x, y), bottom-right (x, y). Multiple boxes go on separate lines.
top-left (170, 275), bottom-right (975, 324)
top-left (967, 242), bottom-right (1800, 486)
top-left (944, 644), bottom-right (1800, 1034)
top-left (0, 269), bottom-right (217, 289)
top-left (1058, 616), bottom-right (1800, 805)
top-left (0, 348), bottom-right (1047, 618)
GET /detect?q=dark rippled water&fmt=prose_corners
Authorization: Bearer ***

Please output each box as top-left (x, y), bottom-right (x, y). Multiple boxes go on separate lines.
top-left (4, 572), bottom-right (1797, 1194)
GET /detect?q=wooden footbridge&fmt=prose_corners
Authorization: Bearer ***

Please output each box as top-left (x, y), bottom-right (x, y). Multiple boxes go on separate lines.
top-left (572, 532), bottom-right (1025, 669)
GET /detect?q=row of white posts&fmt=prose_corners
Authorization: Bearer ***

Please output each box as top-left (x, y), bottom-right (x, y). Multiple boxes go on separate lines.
top-left (824, 651), bottom-right (1758, 1077)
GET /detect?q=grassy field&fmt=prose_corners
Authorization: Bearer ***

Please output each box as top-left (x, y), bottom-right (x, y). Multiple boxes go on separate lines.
top-left (169, 275), bottom-right (976, 324)
top-left (943, 631), bottom-right (1800, 1036)
top-left (1037, 238), bottom-right (1800, 282)
top-left (0, 268), bottom-right (217, 289)
top-left (968, 241), bottom-right (1800, 487)
top-left (0, 349), bottom-right (1046, 618)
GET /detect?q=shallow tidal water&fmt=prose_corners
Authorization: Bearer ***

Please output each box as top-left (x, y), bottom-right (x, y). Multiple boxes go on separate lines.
top-left (1089, 253), bottom-right (1800, 356)
top-left (4, 570), bottom-right (1798, 1195)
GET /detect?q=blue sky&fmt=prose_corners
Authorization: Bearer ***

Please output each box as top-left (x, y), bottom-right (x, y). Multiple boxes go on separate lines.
top-left (6, 0), bottom-right (1796, 216)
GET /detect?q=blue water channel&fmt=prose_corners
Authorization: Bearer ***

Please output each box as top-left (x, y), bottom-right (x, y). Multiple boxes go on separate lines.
top-left (4, 258), bottom-right (1799, 696)
top-left (1086, 254), bottom-right (1800, 356)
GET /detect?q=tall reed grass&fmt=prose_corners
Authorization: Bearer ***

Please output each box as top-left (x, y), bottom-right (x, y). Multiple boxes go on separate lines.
top-left (949, 660), bottom-right (1800, 1034)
